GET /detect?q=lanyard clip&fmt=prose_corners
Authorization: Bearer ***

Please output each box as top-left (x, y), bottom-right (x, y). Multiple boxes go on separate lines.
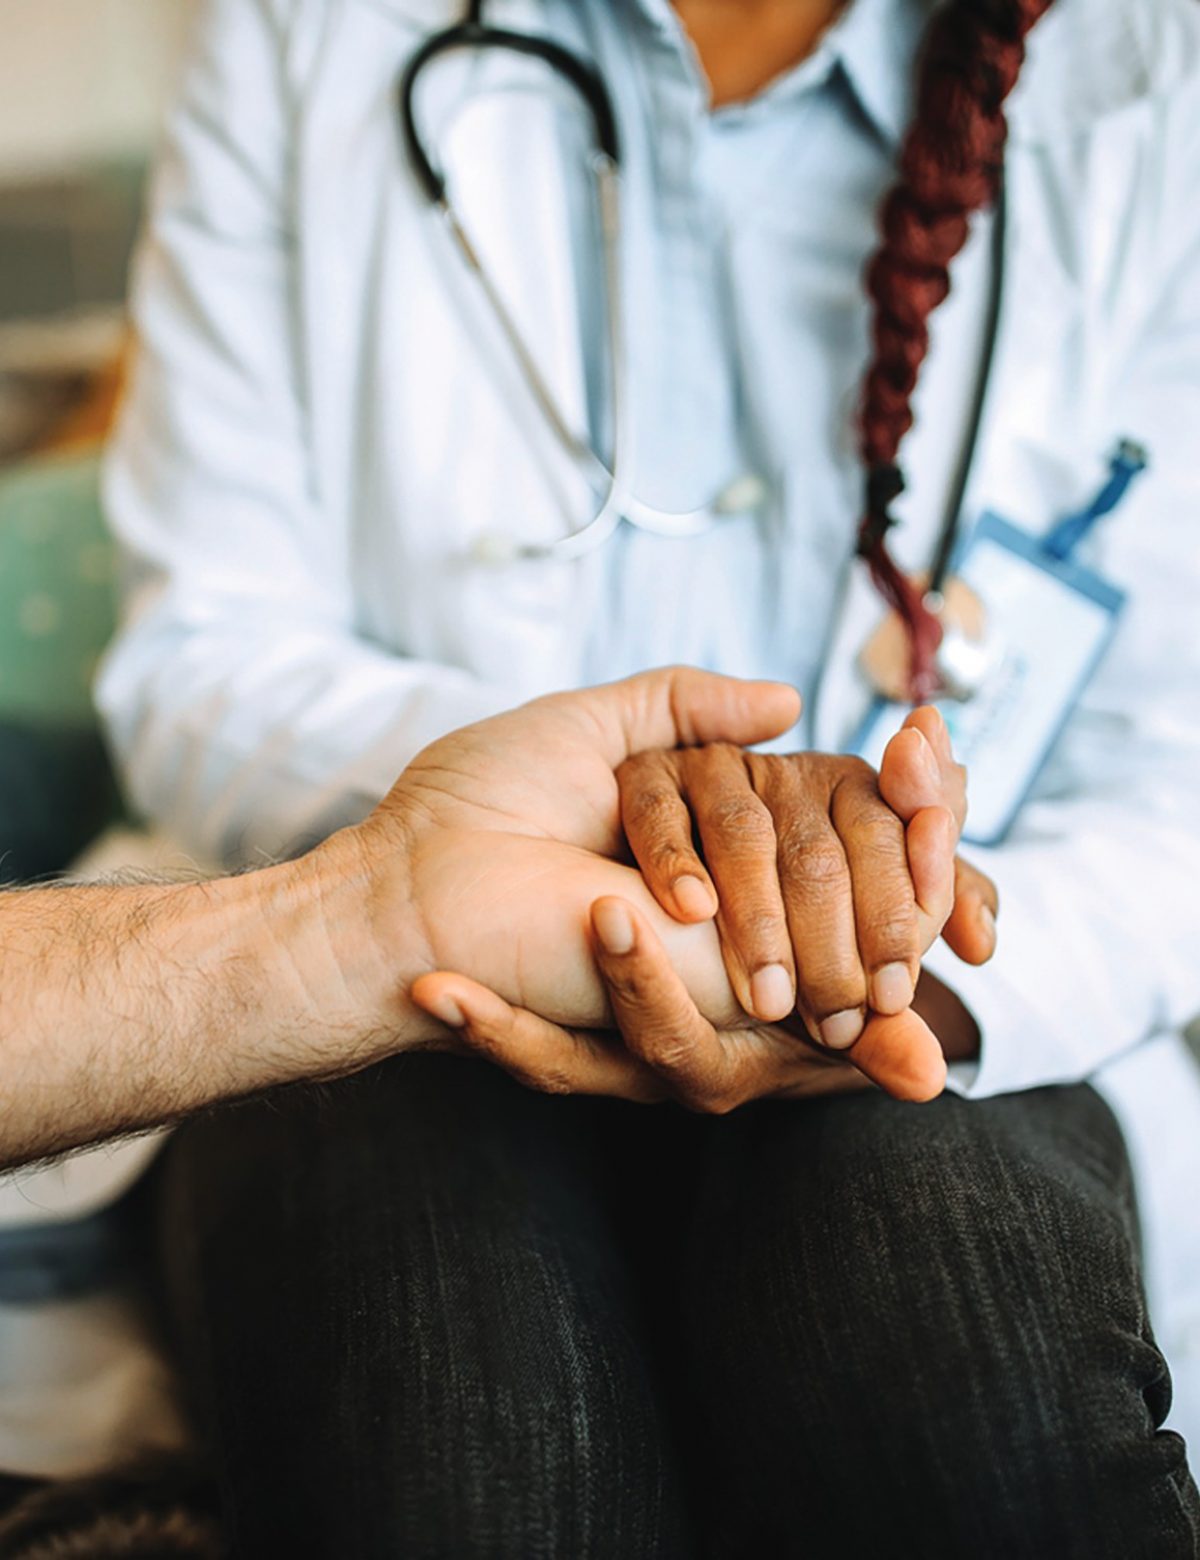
top-left (1042, 440), bottom-right (1149, 562)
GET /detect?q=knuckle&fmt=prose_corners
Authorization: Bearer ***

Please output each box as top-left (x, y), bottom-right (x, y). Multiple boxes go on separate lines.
top-left (524, 1065), bottom-right (574, 1097)
top-left (622, 780), bottom-right (681, 831)
top-left (624, 780), bottom-right (680, 829)
top-left (841, 788), bottom-right (901, 836)
top-left (731, 906), bottom-right (788, 948)
top-left (684, 1081), bottom-right (740, 1116)
top-left (854, 830), bottom-right (908, 876)
top-left (703, 741), bottom-right (744, 764)
top-left (462, 1022), bottom-right (508, 1063)
top-left (637, 1033), bottom-right (724, 1103)
top-left (836, 754), bottom-right (877, 787)
top-left (745, 751), bottom-right (798, 798)
top-left (791, 837), bottom-right (847, 887)
top-left (641, 1033), bottom-right (697, 1074)
top-left (774, 818), bottom-right (821, 864)
top-left (615, 751), bottom-right (658, 787)
top-left (708, 792), bottom-right (773, 842)
top-left (607, 964), bottom-right (657, 1007)
top-left (861, 910), bottom-right (918, 953)
top-left (646, 840), bottom-right (696, 880)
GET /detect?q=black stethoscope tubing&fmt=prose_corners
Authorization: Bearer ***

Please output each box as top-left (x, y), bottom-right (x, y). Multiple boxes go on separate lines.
top-left (398, 5), bottom-right (621, 208)
top-left (927, 182), bottom-right (1009, 596)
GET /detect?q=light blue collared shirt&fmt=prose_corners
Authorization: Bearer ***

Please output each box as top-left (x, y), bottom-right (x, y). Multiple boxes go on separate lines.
top-left (540, 0), bottom-right (928, 699)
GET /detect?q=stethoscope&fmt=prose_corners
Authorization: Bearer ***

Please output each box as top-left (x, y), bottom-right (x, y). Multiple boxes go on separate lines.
top-left (398, 0), bottom-right (768, 565)
top-left (398, 0), bottom-right (1017, 709)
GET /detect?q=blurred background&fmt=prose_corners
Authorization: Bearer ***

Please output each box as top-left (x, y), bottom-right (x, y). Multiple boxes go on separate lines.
top-left (0, 0), bottom-right (190, 884)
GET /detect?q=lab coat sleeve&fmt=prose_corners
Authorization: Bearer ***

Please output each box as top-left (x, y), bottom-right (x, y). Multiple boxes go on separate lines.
top-left (924, 91), bottom-right (1200, 1098)
top-left (96, 0), bottom-right (525, 864)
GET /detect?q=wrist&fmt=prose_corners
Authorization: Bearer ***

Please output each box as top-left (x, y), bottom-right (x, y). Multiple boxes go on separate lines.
top-left (294, 810), bottom-right (441, 1060)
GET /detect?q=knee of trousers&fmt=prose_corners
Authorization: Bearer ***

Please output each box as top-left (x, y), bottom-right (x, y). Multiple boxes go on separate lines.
top-left (690, 1089), bottom-right (1183, 1512)
top-left (164, 1056), bottom-right (692, 1556)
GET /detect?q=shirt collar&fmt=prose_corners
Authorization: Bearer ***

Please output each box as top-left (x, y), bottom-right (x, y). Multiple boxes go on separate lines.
top-left (625, 0), bottom-right (926, 147)
top-left (821, 0), bottom-right (929, 146)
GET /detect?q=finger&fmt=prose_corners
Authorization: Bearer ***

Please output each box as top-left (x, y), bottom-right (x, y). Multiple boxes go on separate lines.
top-left (751, 758), bottom-right (866, 1050)
top-left (941, 857), bottom-right (1000, 966)
top-left (578, 667), bottom-right (802, 770)
top-left (906, 702), bottom-right (953, 765)
top-left (410, 972), bottom-right (664, 1102)
top-left (879, 711), bottom-right (962, 936)
top-left (684, 746), bottom-right (797, 1023)
top-left (850, 1007), bottom-right (948, 1102)
top-left (829, 761), bottom-right (920, 1019)
top-left (591, 897), bottom-right (743, 1113)
top-left (617, 751), bottom-right (718, 922)
top-left (878, 709), bottom-right (967, 833)
top-left (905, 804), bottom-right (958, 934)
top-left (907, 706), bottom-right (967, 830)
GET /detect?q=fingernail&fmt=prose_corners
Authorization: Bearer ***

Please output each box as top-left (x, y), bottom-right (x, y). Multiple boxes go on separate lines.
top-left (915, 730), bottom-right (941, 788)
top-left (426, 994), bottom-right (465, 1029)
top-left (750, 963), bottom-right (794, 1021)
top-left (593, 900), bottom-right (636, 956)
top-left (978, 904), bottom-right (997, 944)
top-left (819, 1010), bottom-right (864, 1051)
top-left (872, 963), bottom-right (913, 1013)
top-left (672, 874), bottom-right (714, 919)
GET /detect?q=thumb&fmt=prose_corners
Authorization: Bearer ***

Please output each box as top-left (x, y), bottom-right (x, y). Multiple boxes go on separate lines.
top-left (878, 706), bottom-right (967, 832)
top-left (850, 1007), bottom-right (948, 1102)
top-left (567, 666), bottom-right (802, 767)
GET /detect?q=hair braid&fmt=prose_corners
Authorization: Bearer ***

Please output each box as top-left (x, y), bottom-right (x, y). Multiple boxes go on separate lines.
top-left (857, 0), bottom-right (1057, 699)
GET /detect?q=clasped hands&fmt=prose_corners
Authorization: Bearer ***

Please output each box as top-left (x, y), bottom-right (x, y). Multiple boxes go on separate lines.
top-left (347, 668), bottom-right (996, 1110)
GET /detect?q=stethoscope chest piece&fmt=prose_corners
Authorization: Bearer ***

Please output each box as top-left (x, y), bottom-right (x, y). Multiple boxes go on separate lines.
top-left (859, 576), bottom-right (1001, 703)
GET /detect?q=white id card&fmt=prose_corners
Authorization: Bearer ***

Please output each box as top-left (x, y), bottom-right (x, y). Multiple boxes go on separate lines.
top-left (854, 512), bottom-right (1126, 845)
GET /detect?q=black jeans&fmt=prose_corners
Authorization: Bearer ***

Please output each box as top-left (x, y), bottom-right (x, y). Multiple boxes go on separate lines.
top-left (158, 1055), bottom-right (1200, 1559)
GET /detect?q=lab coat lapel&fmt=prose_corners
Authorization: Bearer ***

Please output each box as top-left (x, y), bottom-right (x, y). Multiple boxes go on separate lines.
top-left (302, 0), bottom-right (598, 695)
top-left (314, 0), bottom-right (593, 487)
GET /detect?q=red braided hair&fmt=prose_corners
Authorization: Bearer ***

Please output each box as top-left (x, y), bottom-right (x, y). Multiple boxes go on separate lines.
top-left (857, 0), bottom-right (1057, 700)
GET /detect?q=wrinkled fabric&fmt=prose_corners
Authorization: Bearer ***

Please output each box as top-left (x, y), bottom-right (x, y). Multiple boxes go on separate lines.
top-left (160, 1054), bottom-right (1200, 1558)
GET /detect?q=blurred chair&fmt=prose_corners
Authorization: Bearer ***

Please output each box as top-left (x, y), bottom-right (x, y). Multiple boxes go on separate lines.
top-left (0, 450), bottom-right (122, 883)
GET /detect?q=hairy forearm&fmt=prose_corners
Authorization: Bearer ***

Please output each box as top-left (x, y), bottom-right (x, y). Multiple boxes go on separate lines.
top-left (0, 845), bottom-right (433, 1170)
top-left (0, 810), bottom-right (981, 1170)
top-left (0, 815), bottom-right (737, 1169)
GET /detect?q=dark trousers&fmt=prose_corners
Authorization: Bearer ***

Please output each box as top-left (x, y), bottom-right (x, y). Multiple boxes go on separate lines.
top-left (158, 1055), bottom-right (1200, 1560)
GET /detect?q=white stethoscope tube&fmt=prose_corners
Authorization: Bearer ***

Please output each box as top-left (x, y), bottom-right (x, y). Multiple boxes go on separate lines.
top-left (441, 154), bottom-right (766, 565)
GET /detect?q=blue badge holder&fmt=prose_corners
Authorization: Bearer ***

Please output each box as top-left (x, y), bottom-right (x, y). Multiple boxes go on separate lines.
top-left (854, 511), bottom-right (1126, 846)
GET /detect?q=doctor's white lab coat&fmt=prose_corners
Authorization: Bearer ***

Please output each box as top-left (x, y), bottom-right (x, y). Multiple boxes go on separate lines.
top-left (96, 0), bottom-right (1200, 1448)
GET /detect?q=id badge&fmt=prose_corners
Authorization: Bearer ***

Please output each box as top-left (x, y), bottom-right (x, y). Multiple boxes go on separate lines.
top-left (854, 512), bottom-right (1126, 845)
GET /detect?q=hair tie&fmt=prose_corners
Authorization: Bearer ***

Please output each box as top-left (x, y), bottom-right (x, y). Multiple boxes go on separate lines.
top-left (858, 463), bottom-right (907, 556)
